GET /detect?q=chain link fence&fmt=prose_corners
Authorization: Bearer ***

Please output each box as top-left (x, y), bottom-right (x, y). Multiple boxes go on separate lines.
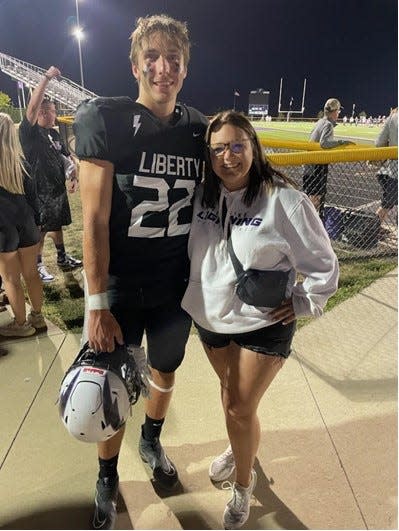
top-left (264, 142), bottom-right (398, 260)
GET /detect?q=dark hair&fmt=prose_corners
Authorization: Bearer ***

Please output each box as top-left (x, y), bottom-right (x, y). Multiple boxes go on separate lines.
top-left (40, 99), bottom-right (56, 111)
top-left (202, 110), bottom-right (296, 208)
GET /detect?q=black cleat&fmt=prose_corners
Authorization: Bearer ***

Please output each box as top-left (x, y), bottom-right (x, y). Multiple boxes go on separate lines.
top-left (57, 254), bottom-right (82, 270)
top-left (139, 431), bottom-right (178, 490)
top-left (92, 476), bottom-right (119, 530)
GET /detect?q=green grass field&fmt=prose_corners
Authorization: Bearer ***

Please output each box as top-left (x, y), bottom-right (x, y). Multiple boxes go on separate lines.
top-left (253, 120), bottom-right (381, 143)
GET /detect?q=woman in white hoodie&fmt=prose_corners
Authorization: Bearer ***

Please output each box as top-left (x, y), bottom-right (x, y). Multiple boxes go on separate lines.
top-left (181, 110), bottom-right (339, 530)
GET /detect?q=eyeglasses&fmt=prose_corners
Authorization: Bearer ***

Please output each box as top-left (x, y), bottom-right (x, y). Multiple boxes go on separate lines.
top-left (208, 139), bottom-right (250, 157)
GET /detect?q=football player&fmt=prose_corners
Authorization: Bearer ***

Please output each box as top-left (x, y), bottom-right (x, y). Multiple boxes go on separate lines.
top-left (73, 14), bottom-right (207, 530)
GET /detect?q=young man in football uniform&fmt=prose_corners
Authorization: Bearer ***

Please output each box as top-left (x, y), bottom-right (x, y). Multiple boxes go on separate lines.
top-left (73, 14), bottom-right (207, 529)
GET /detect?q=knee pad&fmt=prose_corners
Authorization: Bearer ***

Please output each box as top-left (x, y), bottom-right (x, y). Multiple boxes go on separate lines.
top-left (149, 349), bottom-right (185, 374)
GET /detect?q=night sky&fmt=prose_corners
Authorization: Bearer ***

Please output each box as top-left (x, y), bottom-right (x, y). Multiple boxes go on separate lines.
top-left (0, 0), bottom-right (397, 117)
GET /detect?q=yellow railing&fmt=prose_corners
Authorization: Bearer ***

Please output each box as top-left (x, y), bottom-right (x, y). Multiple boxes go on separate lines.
top-left (261, 139), bottom-right (398, 166)
top-left (259, 137), bottom-right (371, 151)
top-left (58, 115), bottom-right (75, 125)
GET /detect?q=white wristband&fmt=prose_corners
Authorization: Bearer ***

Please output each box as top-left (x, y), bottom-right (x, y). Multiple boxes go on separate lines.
top-left (88, 292), bottom-right (110, 310)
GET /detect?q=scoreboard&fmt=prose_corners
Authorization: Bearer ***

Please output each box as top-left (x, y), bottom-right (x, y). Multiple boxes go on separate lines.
top-left (248, 90), bottom-right (269, 117)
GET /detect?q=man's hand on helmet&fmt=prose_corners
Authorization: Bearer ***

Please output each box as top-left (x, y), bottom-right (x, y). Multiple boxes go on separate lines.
top-left (88, 310), bottom-right (124, 352)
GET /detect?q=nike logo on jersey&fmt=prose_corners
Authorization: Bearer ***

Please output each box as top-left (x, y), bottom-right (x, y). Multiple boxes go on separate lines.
top-left (193, 131), bottom-right (201, 137)
top-left (132, 115), bottom-right (142, 136)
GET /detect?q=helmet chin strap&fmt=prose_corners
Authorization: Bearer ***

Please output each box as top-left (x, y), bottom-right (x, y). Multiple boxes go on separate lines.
top-left (148, 378), bottom-right (174, 393)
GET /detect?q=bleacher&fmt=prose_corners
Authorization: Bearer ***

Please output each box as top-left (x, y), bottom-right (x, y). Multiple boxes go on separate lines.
top-left (0, 51), bottom-right (97, 112)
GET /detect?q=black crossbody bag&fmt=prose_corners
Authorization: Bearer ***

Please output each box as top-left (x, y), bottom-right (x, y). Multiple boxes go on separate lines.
top-left (227, 235), bottom-right (290, 308)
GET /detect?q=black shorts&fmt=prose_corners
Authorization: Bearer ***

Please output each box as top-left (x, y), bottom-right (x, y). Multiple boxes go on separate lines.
top-left (0, 193), bottom-right (40, 252)
top-left (194, 320), bottom-right (296, 359)
top-left (0, 222), bottom-right (40, 253)
top-left (303, 164), bottom-right (328, 197)
top-left (39, 192), bottom-right (72, 232)
top-left (377, 174), bottom-right (398, 210)
top-left (107, 275), bottom-right (191, 373)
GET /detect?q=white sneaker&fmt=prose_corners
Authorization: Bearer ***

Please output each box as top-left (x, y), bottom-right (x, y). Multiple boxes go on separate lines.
top-left (38, 263), bottom-right (54, 283)
top-left (0, 318), bottom-right (36, 337)
top-left (27, 311), bottom-right (47, 331)
top-left (209, 445), bottom-right (235, 482)
top-left (223, 469), bottom-right (257, 530)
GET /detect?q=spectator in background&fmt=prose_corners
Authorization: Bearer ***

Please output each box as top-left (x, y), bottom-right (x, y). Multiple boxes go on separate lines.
top-left (302, 98), bottom-right (355, 218)
top-left (19, 66), bottom-right (82, 283)
top-left (0, 113), bottom-right (46, 337)
top-left (375, 107), bottom-right (398, 225)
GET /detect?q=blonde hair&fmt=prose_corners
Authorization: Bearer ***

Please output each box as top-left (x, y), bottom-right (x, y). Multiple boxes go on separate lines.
top-left (0, 113), bottom-right (27, 194)
top-left (129, 14), bottom-right (190, 67)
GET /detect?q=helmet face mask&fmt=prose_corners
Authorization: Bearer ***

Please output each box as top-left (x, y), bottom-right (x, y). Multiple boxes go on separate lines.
top-left (59, 343), bottom-right (143, 443)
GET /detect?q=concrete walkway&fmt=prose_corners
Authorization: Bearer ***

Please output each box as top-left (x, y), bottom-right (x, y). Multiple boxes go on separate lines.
top-left (0, 271), bottom-right (397, 530)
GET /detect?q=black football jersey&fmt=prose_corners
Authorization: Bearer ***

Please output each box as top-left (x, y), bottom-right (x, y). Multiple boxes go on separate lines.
top-left (19, 117), bottom-right (69, 198)
top-left (73, 96), bottom-right (208, 286)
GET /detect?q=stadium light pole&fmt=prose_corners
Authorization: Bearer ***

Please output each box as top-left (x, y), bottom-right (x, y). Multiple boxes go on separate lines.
top-left (73, 0), bottom-right (85, 88)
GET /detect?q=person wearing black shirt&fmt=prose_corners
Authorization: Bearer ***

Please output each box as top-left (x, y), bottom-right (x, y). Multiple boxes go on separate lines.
top-left (0, 112), bottom-right (46, 337)
top-left (73, 14), bottom-right (207, 529)
top-left (19, 66), bottom-right (82, 283)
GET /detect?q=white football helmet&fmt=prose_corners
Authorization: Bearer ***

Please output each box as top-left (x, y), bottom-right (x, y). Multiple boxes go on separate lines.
top-left (59, 343), bottom-right (143, 443)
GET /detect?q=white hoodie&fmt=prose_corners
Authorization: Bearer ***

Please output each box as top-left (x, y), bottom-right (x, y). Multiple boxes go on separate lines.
top-left (181, 182), bottom-right (339, 333)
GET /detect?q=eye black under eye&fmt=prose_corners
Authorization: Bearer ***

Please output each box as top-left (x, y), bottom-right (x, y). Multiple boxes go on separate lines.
top-left (145, 54), bottom-right (158, 62)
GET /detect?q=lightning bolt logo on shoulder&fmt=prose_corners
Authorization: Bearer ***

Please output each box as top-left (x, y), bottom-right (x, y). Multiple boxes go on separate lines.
top-left (133, 115), bottom-right (142, 136)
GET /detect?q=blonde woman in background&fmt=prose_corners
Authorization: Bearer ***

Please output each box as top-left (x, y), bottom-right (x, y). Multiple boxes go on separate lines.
top-left (0, 112), bottom-right (46, 337)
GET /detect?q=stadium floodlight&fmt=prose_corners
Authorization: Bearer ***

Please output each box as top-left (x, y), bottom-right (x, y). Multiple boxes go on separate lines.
top-left (73, 0), bottom-right (85, 88)
top-left (73, 27), bottom-right (84, 41)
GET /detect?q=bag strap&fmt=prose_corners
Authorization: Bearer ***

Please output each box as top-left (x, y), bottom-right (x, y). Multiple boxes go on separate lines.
top-left (227, 235), bottom-right (245, 276)
top-left (222, 195), bottom-right (245, 277)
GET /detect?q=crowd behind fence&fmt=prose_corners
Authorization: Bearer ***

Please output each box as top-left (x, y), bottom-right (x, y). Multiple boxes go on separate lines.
top-left (263, 139), bottom-right (398, 260)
